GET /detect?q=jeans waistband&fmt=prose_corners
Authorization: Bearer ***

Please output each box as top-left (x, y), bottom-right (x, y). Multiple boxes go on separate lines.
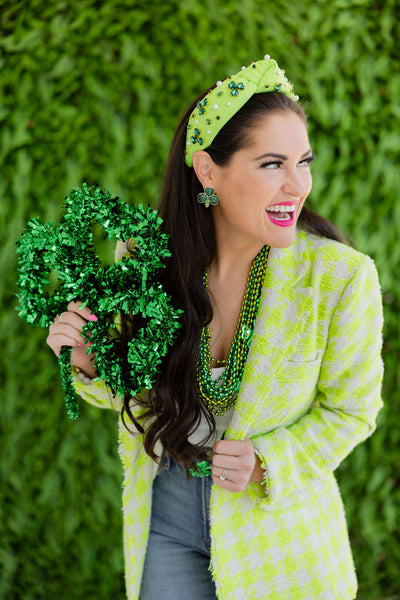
top-left (158, 451), bottom-right (213, 477)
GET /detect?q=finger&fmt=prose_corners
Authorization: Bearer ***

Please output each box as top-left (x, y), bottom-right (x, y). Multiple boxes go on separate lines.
top-left (212, 465), bottom-right (233, 480)
top-left (67, 301), bottom-right (98, 321)
top-left (46, 331), bottom-right (85, 356)
top-left (56, 310), bottom-right (92, 335)
top-left (50, 323), bottom-right (87, 348)
top-left (212, 455), bottom-right (242, 471)
top-left (213, 439), bottom-right (254, 457)
top-left (212, 463), bottom-right (252, 489)
top-left (49, 319), bottom-right (90, 343)
top-left (212, 473), bottom-right (247, 493)
top-left (212, 453), bottom-right (254, 474)
top-left (211, 459), bottom-right (253, 483)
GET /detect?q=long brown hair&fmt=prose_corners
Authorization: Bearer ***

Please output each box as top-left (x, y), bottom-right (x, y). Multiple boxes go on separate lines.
top-left (120, 90), bottom-right (346, 474)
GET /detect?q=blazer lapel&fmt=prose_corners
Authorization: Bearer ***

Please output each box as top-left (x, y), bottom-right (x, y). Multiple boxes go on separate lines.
top-left (225, 233), bottom-right (313, 439)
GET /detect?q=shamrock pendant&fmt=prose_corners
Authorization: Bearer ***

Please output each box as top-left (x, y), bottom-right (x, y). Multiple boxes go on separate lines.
top-left (197, 187), bottom-right (219, 208)
top-left (189, 460), bottom-right (212, 477)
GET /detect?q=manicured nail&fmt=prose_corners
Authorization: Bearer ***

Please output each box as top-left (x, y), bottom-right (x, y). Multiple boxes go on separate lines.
top-left (78, 342), bottom-right (84, 347)
top-left (87, 341), bottom-right (93, 346)
top-left (88, 314), bottom-right (98, 321)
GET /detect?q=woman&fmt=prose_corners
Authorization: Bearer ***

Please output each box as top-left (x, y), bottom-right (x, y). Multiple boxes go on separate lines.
top-left (47, 56), bottom-right (383, 600)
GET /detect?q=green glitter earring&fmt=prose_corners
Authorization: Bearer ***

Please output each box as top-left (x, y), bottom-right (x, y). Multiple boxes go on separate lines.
top-left (197, 187), bottom-right (219, 208)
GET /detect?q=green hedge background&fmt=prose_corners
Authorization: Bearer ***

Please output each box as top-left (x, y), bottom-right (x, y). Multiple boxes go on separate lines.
top-left (1, 1), bottom-right (399, 598)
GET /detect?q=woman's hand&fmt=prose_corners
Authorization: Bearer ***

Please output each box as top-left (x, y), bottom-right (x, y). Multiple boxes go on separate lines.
top-left (47, 301), bottom-right (98, 378)
top-left (211, 439), bottom-right (265, 492)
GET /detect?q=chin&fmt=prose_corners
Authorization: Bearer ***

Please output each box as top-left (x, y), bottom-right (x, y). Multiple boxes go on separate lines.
top-left (265, 227), bottom-right (297, 249)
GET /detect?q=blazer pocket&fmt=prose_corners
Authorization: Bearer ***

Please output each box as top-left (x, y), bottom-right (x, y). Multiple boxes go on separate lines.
top-left (276, 355), bottom-right (321, 382)
top-left (254, 357), bottom-right (321, 429)
top-left (259, 476), bottom-right (329, 512)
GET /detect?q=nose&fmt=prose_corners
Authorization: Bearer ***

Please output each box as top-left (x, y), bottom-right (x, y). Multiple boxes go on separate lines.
top-left (282, 167), bottom-right (307, 198)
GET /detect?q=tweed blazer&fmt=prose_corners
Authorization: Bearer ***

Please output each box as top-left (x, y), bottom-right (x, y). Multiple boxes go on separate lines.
top-left (74, 229), bottom-right (383, 600)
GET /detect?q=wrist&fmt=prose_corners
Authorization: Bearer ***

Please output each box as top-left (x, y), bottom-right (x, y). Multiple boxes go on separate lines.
top-left (72, 365), bottom-right (93, 384)
top-left (249, 454), bottom-right (265, 483)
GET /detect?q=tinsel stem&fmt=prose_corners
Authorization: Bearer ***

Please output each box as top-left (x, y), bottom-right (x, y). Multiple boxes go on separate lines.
top-left (58, 346), bottom-right (80, 420)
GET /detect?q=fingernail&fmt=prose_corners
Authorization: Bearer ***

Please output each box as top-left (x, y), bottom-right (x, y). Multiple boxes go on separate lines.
top-left (87, 341), bottom-right (93, 346)
top-left (78, 342), bottom-right (84, 347)
top-left (88, 314), bottom-right (98, 321)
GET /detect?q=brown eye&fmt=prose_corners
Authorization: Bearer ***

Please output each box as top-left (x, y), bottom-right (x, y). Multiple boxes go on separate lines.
top-left (299, 153), bottom-right (316, 166)
top-left (260, 161), bottom-right (282, 169)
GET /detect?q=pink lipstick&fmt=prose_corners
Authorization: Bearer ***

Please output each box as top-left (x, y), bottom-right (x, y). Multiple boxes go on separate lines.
top-left (265, 201), bottom-right (296, 228)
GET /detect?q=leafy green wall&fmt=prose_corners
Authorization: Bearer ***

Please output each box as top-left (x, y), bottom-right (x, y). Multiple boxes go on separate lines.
top-left (1, 1), bottom-right (399, 598)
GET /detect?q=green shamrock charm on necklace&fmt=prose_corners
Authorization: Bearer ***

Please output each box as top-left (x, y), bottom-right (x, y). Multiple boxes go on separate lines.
top-left (188, 460), bottom-right (212, 478)
top-left (197, 187), bottom-right (219, 208)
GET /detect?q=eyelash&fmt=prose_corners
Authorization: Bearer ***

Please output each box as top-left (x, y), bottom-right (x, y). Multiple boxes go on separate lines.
top-left (260, 153), bottom-right (316, 169)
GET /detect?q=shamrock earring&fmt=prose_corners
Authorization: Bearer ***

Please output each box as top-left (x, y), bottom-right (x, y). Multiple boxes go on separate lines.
top-left (197, 187), bottom-right (219, 208)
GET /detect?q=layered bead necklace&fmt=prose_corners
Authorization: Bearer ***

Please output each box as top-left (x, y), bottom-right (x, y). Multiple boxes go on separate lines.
top-left (197, 245), bottom-right (270, 415)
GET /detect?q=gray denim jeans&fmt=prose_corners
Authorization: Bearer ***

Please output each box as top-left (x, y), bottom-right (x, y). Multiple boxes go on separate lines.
top-left (140, 453), bottom-right (218, 600)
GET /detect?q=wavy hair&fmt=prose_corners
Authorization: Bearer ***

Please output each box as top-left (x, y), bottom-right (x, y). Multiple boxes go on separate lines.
top-left (119, 89), bottom-right (346, 474)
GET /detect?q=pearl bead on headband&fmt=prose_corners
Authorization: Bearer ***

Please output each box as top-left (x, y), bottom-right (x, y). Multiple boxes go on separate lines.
top-left (184, 55), bottom-right (299, 167)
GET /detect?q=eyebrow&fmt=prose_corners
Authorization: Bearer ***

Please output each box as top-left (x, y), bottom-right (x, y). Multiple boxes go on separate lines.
top-left (254, 149), bottom-right (313, 161)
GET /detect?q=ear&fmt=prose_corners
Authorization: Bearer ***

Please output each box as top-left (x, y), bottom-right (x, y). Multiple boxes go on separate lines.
top-left (192, 150), bottom-right (218, 189)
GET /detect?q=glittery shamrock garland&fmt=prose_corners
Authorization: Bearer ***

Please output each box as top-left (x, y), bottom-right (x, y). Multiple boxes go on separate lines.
top-left (16, 183), bottom-right (183, 419)
top-left (189, 461), bottom-right (212, 478)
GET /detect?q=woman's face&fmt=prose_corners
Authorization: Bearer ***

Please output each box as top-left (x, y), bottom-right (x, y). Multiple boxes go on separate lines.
top-left (210, 110), bottom-right (314, 250)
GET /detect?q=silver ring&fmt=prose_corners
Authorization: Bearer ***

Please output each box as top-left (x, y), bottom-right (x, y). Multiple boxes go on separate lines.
top-left (220, 468), bottom-right (228, 481)
top-left (59, 312), bottom-right (66, 322)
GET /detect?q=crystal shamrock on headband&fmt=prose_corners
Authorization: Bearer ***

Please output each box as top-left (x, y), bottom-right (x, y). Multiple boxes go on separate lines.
top-left (185, 55), bottom-right (299, 167)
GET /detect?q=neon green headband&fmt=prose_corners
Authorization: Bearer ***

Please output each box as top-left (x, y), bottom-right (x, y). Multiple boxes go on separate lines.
top-left (184, 55), bottom-right (298, 167)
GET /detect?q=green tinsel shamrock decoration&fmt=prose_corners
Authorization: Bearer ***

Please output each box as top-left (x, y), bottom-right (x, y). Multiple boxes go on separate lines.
top-left (188, 460), bottom-right (212, 478)
top-left (16, 183), bottom-right (183, 420)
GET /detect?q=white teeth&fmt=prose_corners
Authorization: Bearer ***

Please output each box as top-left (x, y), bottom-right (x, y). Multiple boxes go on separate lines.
top-left (266, 204), bottom-right (295, 212)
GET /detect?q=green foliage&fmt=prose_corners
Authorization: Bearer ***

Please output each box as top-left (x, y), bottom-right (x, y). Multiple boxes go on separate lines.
top-left (1, 0), bottom-right (399, 598)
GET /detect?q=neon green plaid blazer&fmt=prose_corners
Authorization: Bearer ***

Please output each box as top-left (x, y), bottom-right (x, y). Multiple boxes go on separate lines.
top-left (74, 229), bottom-right (384, 600)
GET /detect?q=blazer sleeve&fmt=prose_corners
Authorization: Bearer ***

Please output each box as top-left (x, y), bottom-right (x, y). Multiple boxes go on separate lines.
top-left (251, 254), bottom-right (384, 505)
top-left (72, 374), bottom-right (122, 411)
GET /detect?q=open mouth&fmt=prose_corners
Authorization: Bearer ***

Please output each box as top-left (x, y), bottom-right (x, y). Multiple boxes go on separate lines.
top-left (265, 203), bottom-right (296, 227)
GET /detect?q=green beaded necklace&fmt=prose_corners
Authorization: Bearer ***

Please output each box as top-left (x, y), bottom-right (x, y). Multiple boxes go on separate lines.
top-left (197, 245), bottom-right (270, 416)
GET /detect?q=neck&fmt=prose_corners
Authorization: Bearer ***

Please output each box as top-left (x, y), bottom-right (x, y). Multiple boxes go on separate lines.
top-left (209, 217), bottom-right (266, 280)
top-left (209, 241), bottom-right (265, 282)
